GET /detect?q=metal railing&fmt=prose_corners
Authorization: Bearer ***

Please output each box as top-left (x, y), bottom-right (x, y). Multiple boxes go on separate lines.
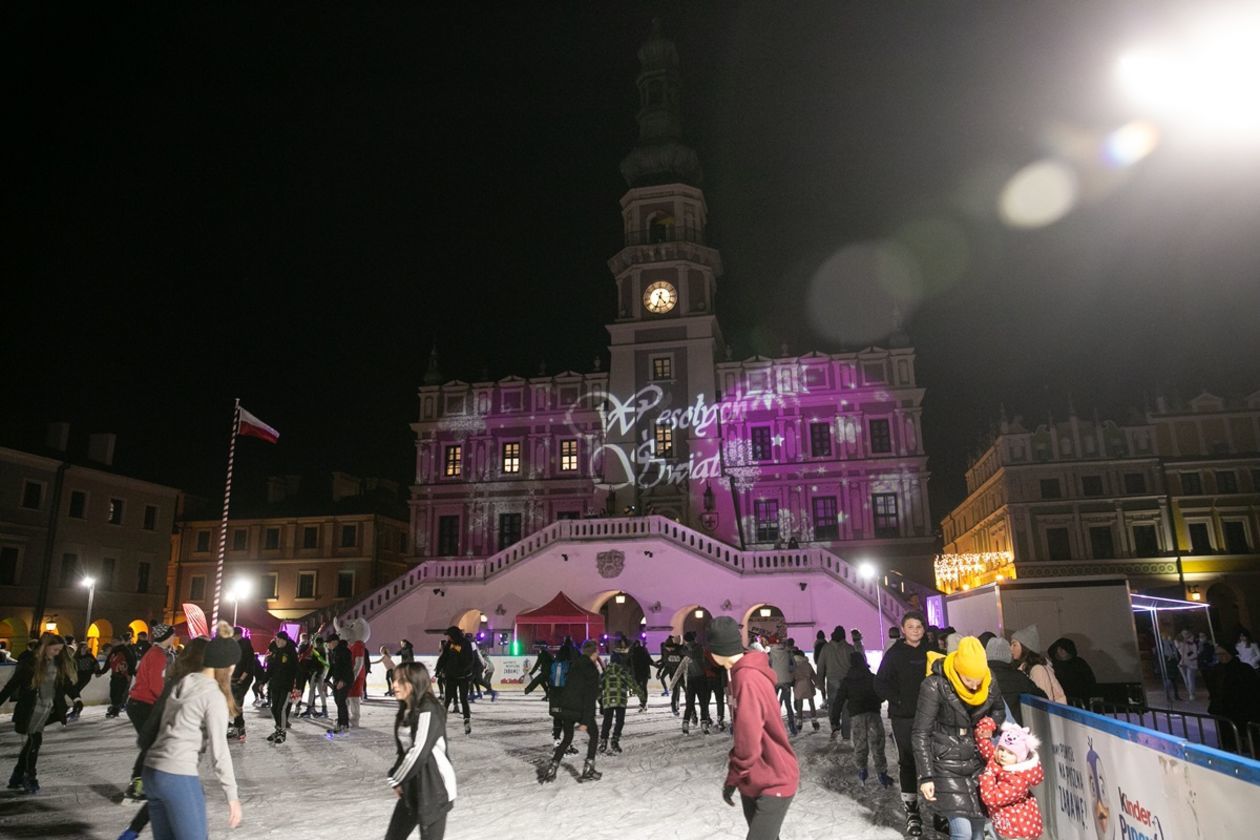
top-left (1086, 700), bottom-right (1246, 755)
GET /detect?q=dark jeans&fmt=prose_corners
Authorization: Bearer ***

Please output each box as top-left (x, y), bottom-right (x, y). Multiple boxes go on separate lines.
top-left (126, 699), bottom-right (154, 779)
top-left (231, 676), bottom-right (252, 731)
top-left (685, 675), bottom-right (712, 723)
top-left (552, 717), bottom-right (597, 763)
top-left (740, 792), bottom-right (793, 840)
top-left (524, 673), bottom-right (550, 697)
top-left (712, 678), bottom-right (727, 721)
top-left (333, 683), bottom-right (351, 728)
top-left (600, 706), bottom-right (626, 742)
top-left (13, 732), bottom-right (42, 782)
top-left (444, 678), bottom-right (470, 722)
top-left (778, 685), bottom-right (796, 732)
top-left (891, 716), bottom-right (918, 795)
top-left (384, 799), bottom-right (447, 840)
top-left (669, 675), bottom-right (683, 713)
top-left (109, 673), bottom-right (130, 711)
top-left (271, 684), bottom-right (293, 730)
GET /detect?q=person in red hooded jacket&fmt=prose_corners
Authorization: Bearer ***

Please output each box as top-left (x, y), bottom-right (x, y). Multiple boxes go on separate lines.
top-left (975, 716), bottom-right (1044, 839)
top-left (707, 616), bottom-right (799, 840)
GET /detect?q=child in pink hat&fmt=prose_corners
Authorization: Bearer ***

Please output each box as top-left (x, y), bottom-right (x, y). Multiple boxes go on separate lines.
top-left (975, 716), bottom-right (1044, 839)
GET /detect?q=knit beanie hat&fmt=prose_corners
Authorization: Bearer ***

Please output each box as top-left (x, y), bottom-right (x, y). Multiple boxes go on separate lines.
top-left (151, 623), bottom-right (175, 643)
top-left (1011, 625), bottom-right (1040, 654)
top-left (205, 636), bottom-right (242, 669)
top-left (996, 720), bottom-right (1040, 763)
top-left (580, 640), bottom-right (598, 656)
top-left (946, 633), bottom-right (961, 653)
top-left (953, 636), bottom-right (989, 681)
top-left (986, 637), bottom-right (1013, 664)
top-left (708, 616), bottom-right (744, 656)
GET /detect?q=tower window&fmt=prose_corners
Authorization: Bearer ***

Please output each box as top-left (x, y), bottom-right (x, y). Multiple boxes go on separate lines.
top-left (502, 442), bottom-right (521, 475)
top-left (651, 356), bottom-right (673, 379)
top-left (654, 425), bottom-right (674, 458)
top-left (559, 439), bottom-right (578, 472)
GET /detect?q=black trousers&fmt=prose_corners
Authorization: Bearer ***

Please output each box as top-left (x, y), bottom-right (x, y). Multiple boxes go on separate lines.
top-left (126, 700), bottom-right (154, 779)
top-left (13, 732), bottom-right (43, 782)
top-left (444, 678), bottom-right (470, 722)
top-left (524, 674), bottom-right (550, 697)
top-left (333, 683), bottom-right (351, 728)
top-left (231, 676), bottom-right (252, 731)
top-left (271, 684), bottom-right (293, 730)
top-left (890, 716), bottom-right (918, 795)
top-left (384, 800), bottom-right (447, 840)
top-left (685, 675), bottom-right (712, 723)
top-left (600, 706), bottom-right (626, 742)
top-left (713, 678), bottom-right (727, 721)
top-left (669, 674), bottom-right (683, 712)
top-left (109, 673), bottom-right (130, 710)
top-left (552, 717), bottom-right (597, 763)
top-left (740, 792), bottom-right (793, 840)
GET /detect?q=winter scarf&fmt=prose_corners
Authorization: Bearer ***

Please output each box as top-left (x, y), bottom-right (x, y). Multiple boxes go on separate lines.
top-left (926, 638), bottom-right (992, 707)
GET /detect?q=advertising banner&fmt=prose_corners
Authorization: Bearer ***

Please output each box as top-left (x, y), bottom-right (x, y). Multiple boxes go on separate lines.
top-left (1022, 696), bottom-right (1259, 839)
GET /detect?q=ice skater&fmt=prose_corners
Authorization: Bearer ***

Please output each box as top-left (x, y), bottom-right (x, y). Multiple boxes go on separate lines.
top-left (524, 643), bottom-right (553, 699)
top-left (124, 622), bottom-right (178, 799)
top-left (326, 633), bottom-right (354, 735)
top-left (834, 651), bottom-right (891, 786)
top-left (0, 632), bottom-right (80, 794)
top-left (599, 642), bottom-right (635, 754)
top-left (384, 662), bottom-right (456, 840)
top-left (227, 627), bottom-right (256, 740)
top-left (265, 631), bottom-right (299, 744)
top-left (542, 640), bottom-right (602, 783)
top-left (791, 645), bottom-right (821, 732)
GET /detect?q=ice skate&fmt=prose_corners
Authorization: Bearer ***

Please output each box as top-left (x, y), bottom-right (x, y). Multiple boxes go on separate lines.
top-left (682, 718), bottom-right (691, 735)
top-left (811, 719), bottom-right (821, 731)
top-left (541, 759), bottom-right (559, 784)
top-left (579, 759), bottom-right (602, 782)
top-left (21, 775), bottom-right (39, 795)
top-left (463, 720), bottom-right (471, 735)
top-left (716, 719), bottom-right (726, 732)
top-left (857, 768), bottom-right (868, 784)
top-left (598, 737), bottom-right (608, 754)
top-left (879, 772), bottom-right (894, 788)
top-left (123, 777), bottom-right (145, 801)
top-left (610, 739), bottom-right (622, 754)
top-left (565, 744), bottom-right (579, 755)
top-left (904, 800), bottom-right (924, 837)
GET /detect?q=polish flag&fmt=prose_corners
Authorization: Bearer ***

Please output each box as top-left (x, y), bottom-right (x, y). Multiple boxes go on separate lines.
top-left (238, 407), bottom-right (279, 444)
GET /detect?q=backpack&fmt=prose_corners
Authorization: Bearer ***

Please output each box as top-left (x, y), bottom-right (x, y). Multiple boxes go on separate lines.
top-left (550, 659), bottom-right (570, 688)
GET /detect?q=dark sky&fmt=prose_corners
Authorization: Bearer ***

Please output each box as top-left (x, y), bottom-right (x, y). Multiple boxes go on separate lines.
top-left (5, 3), bottom-right (1260, 522)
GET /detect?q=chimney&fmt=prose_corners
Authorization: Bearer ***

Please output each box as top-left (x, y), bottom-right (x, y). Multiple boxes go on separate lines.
top-left (46, 422), bottom-right (71, 452)
top-left (87, 433), bottom-right (116, 466)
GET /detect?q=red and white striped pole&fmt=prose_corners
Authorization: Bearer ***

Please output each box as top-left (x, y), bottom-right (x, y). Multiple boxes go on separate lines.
top-left (211, 398), bottom-right (240, 629)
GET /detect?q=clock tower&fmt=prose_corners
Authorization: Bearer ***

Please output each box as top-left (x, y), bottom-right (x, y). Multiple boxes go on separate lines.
top-left (601, 21), bottom-right (726, 529)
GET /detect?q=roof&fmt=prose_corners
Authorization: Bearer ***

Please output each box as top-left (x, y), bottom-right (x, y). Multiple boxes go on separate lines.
top-left (515, 591), bottom-right (600, 622)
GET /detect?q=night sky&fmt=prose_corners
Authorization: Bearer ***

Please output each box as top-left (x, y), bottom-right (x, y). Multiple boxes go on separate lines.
top-left (6, 3), bottom-right (1260, 522)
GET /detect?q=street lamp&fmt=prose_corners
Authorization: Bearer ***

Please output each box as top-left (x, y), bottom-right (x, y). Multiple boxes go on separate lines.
top-left (227, 578), bottom-right (253, 626)
top-left (82, 576), bottom-right (96, 649)
top-left (858, 561), bottom-right (886, 648)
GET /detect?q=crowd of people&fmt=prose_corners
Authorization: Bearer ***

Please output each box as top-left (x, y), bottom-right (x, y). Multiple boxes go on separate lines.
top-left (5, 611), bottom-right (1260, 840)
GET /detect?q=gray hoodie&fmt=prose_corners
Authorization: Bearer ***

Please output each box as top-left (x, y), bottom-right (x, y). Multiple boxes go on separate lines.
top-left (143, 672), bottom-right (238, 802)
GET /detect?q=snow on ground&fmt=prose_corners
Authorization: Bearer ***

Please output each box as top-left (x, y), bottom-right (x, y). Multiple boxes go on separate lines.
top-left (1, 686), bottom-right (907, 840)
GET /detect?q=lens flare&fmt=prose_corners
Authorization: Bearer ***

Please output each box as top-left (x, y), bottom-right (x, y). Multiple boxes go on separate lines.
top-left (998, 159), bottom-right (1079, 229)
top-left (1103, 120), bottom-right (1160, 168)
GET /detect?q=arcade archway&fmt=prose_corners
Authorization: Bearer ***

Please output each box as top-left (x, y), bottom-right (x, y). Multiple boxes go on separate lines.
top-left (87, 619), bottom-right (115, 656)
top-left (680, 605), bottom-right (714, 644)
top-left (128, 619), bottom-right (150, 640)
top-left (744, 604), bottom-right (786, 645)
top-left (0, 616), bottom-right (28, 651)
top-left (597, 591), bottom-right (646, 645)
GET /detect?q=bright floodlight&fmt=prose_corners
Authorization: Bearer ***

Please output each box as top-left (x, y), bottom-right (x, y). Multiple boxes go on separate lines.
top-left (228, 578), bottom-right (252, 600)
top-left (81, 576), bottom-right (95, 588)
top-left (858, 561), bottom-right (876, 580)
top-left (1116, 9), bottom-right (1260, 140)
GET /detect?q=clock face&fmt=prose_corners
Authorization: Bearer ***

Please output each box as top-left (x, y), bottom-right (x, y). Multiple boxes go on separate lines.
top-left (643, 281), bottom-right (678, 314)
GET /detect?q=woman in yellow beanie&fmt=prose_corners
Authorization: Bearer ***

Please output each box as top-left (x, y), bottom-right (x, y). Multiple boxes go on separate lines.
top-left (911, 636), bottom-right (1006, 840)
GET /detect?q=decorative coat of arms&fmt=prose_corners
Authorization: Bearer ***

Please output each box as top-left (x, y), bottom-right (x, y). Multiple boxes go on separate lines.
top-left (596, 550), bottom-right (626, 578)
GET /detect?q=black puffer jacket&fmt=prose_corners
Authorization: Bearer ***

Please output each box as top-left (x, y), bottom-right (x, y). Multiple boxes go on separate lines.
top-left (911, 659), bottom-right (1006, 819)
top-left (874, 638), bottom-right (929, 719)
top-left (0, 660), bottom-right (81, 734)
top-left (552, 655), bottom-right (599, 724)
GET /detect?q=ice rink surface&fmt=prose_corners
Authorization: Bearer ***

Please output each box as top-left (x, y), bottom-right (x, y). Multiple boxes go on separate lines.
top-left (1, 687), bottom-right (906, 839)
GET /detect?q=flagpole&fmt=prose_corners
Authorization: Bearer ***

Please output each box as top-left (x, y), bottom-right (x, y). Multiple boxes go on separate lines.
top-left (211, 398), bottom-right (240, 629)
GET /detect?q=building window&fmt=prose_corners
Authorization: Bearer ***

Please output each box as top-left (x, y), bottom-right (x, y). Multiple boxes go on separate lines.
top-left (502, 442), bottom-right (521, 474)
top-left (142, 504), bottom-right (158, 531)
top-left (560, 439), bottom-right (578, 471)
top-left (340, 524), bottom-right (358, 548)
top-left (21, 480), bottom-right (43, 510)
top-left (189, 575), bottom-right (206, 601)
top-left (444, 445), bottom-right (462, 478)
top-left (108, 498), bottom-right (124, 525)
top-left (1081, 476), bottom-right (1104, 497)
top-left (1132, 524), bottom-right (1159, 556)
top-left (264, 527), bottom-right (281, 550)
top-left (260, 572), bottom-right (279, 600)
top-left (336, 571), bottom-right (355, 599)
top-left (68, 490), bottom-right (87, 519)
top-left (1222, 520), bottom-right (1250, 553)
top-left (651, 356), bottom-right (672, 380)
top-left (754, 500), bottom-right (780, 543)
top-left (1039, 479), bottom-right (1062, 500)
top-left (137, 561), bottom-right (151, 594)
top-left (399, 532), bottom-right (407, 553)
top-left (0, 546), bottom-right (16, 586)
top-left (60, 553), bottom-right (79, 589)
top-left (1181, 472), bottom-right (1203, 495)
top-left (1123, 473), bottom-right (1146, 494)
top-left (872, 493), bottom-right (899, 538)
top-left (232, 528), bottom-right (248, 551)
top-left (498, 513), bottom-right (523, 551)
top-left (437, 516), bottom-right (460, 555)
top-left (1187, 522), bottom-right (1212, 553)
top-left (812, 496), bottom-right (838, 540)
top-left (809, 423), bottom-right (832, 458)
top-left (654, 425), bottom-right (674, 458)
top-left (101, 557), bottom-right (116, 589)
top-left (303, 526), bottom-right (319, 549)
top-left (556, 511), bottom-right (579, 520)
top-left (1046, 527), bottom-right (1072, 561)
top-left (1089, 526), bottom-right (1115, 559)
top-left (750, 427), bottom-right (772, 461)
top-left (195, 530), bottom-right (211, 552)
top-left (1215, 470), bottom-right (1238, 494)
top-left (297, 571), bottom-right (317, 599)
top-left (868, 419), bottom-right (892, 454)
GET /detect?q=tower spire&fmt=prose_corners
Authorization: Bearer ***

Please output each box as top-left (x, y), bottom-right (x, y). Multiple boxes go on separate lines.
top-left (619, 19), bottom-right (702, 188)
top-left (422, 342), bottom-right (443, 386)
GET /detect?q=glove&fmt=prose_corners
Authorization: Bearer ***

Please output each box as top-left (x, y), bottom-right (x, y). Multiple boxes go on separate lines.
top-left (722, 785), bottom-right (737, 806)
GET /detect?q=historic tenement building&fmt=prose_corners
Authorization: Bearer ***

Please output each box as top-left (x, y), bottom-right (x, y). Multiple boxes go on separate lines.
top-left (335, 25), bottom-right (938, 653)
top-left (939, 392), bottom-right (1260, 632)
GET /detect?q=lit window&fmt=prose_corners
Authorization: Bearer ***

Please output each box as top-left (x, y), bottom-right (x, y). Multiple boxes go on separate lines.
top-left (502, 442), bottom-right (521, 474)
top-left (652, 356), bottom-right (672, 379)
top-left (444, 445), bottom-right (462, 478)
top-left (654, 425), bottom-right (673, 457)
top-left (560, 439), bottom-right (578, 471)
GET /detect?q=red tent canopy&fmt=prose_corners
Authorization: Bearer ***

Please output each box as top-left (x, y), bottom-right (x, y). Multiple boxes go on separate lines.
top-left (514, 591), bottom-right (605, 649)
top-left (173, 602), bottom-right (283, 654)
